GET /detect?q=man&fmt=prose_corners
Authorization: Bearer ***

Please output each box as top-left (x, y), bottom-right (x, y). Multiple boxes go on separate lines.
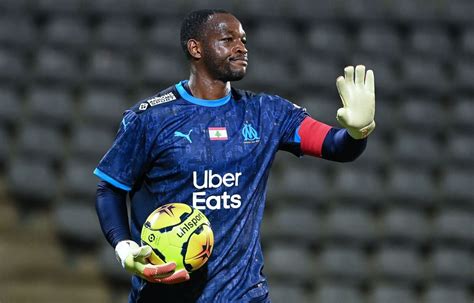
top-left (94, 9), bottom-right (375, 303)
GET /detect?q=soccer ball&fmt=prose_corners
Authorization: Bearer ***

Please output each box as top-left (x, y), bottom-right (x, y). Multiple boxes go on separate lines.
top-left (141, 203), bottom-right (214, 273)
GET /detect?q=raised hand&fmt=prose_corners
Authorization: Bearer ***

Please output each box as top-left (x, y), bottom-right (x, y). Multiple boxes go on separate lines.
top-left (336, 65), bottom-right (376, 139)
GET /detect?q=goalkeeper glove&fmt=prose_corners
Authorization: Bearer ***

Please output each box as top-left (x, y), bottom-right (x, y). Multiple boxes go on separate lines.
top-left (336, 65), bottom-right (376, 139)
top-left (115, 240), bottom-right (190, 284)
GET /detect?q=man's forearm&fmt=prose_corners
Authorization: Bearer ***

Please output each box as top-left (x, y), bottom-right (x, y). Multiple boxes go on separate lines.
top-left (298, 117), bottom-right (367, 162)
top-left (321, 127), bottom-right (367, 162)
top-left (96, 181), bottom-right (131, 247)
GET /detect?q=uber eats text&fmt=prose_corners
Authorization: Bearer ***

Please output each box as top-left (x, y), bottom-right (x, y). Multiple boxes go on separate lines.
top-left (192, 170), bottom-right (242, 210)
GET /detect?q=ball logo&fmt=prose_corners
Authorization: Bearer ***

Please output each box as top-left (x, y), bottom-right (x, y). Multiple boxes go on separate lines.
top-left (176, 212), bottom-right (204, 238)
top-left (192, 170), bottom-right (242, 210)
top-left (148, 234), bottom-right (155, 242)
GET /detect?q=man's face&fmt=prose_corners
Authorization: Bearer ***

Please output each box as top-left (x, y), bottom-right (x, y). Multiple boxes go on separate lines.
top-left (200, 14), bottom-right (248, 82)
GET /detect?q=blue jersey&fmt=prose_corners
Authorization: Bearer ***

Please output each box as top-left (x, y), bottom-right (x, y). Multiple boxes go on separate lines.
top-left (94, 80), bottom-right (308, 302)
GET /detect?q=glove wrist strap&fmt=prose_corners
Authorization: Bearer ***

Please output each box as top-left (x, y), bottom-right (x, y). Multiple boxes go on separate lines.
top-left (347, 120), bottom-right (376, 139)
top-left (115, 240), bottom-right (134, 267)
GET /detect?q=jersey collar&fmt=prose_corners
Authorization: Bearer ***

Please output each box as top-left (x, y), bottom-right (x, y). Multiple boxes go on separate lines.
top-left (175, 80), bottom-right (231, 107)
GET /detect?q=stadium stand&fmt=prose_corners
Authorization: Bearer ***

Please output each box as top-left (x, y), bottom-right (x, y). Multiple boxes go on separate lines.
top-left (391, 131), bottom-right (441, 168)
top-left (261, 206), bottom-right (321, 245)
top-left (43, 17), bottom-right (91, 54)
top-left (313, 282), bottom-right (364, 303)
top-left (34, 0), bottom-right (84, 14)
top-left (324, 207), bottom-right (376, 245)
top-left (240, 52), bottom-right (294, 92)
top-left (269, 284), bottom-right (310, 303)
top-left (371, 244), bottom-right (424, 285)
top-left (379, 206), bottom-right (430, 246)
top-left (0, 127), bottom-right (9, 168)
top-left (16, 122), bottom-right (65, 165)
top-left (95, 18), bottom-right (142, 54)
top-left (332, 167), bottom-right (383, 207)
top-left (408, 25), bottom-right (453, 61)
top-left (385, 166), bottom-right (438, 207)
top-left (355, 24), bottom-right (402, 60)
top-left (7, 157), bottom-right (58, 207)
top-left (297, 55), bottom-right (341, 91)
top-left (33, 47), bottom-right (81, 85)
top-left (432, 209), bottom-right (474, 246)
top-left (317, 245), bottom-right (369, 284)
top-left (79, 87), bottom-right (129, 128)
top-left (428, 246), bottom-right (474, 285)
top-left (54, 202), bottom-right (104, 248)
top-left (266, 160), bottom-right (332, 207)
top-left (69, 125), bottom-right (114, 160)
top-left (261, 243), bottom-right (314, 286)
top-left (445, 133), bottom-right (474, 167)
top-left (140, 51), bottom-right (187, 87)
top-left (86, 49), bottom-right (135, 88)
top-left (461, 26), bottom-right (474, 54)
top-left (62, 158), bottom-right (99, 199)
top-left (369, 283), bottom-right (417, 303)
top-left (450, 96), bottom-right (474, 131)
top-left (0, 1), bottom-right (473, 302)
top-left (147, 19), bottom-right (182, 51)
top-left (0, 15), bottom-right (37, 52)
top-left (440, 168), bottom-right (474, 207)
top-left (0, 87), bottom-right (22, 128)
top-left (422, 284), bottom-right (472, 303)
top-left (397, 95), bottom-right (446, 132)
top-left (0, 48), bottom-right (27, 85)
top-left (401, 56), bottom-right (450, 94)
top-left (452, 57), bottom-right (474, 93)
top-left (26, 86), bottom-right (75, 128)
top-left (305, 23), bottom-right (350, 60)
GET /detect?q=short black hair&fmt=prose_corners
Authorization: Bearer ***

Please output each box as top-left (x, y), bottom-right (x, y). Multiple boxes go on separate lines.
top-left (180, 9), bottom-right (230, 59)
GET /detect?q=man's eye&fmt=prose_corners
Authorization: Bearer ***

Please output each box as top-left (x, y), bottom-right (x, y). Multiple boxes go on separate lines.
top-left (222, 37), bottom-right (233, 42)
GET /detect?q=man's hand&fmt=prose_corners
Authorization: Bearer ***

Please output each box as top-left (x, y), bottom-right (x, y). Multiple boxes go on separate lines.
top-left (336, 65), bottom-right (376, 139)
top-left (115, 240), bottom-right (190, 284)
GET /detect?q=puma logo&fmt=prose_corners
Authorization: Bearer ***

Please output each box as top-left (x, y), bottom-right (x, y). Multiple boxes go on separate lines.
top-left (174, 129), bottom-right (193, 143)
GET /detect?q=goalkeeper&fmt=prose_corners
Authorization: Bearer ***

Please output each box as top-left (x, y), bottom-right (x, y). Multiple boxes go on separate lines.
top-left (95, 9), bottom-right (375, 303)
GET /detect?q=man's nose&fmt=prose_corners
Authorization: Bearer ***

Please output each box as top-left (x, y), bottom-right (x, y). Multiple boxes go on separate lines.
top-left (233, 41), bottom-right (248, 54)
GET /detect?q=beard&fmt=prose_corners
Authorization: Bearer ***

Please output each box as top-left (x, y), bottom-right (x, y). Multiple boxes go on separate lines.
top-left (202, 53), bottom-right (247, 82)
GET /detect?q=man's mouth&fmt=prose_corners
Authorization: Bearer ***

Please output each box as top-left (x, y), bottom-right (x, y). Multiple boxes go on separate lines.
top-left (229, 56), bottom-right (248, 66)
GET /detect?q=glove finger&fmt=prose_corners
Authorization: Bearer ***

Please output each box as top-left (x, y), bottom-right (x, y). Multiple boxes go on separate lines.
top-left (138, 274), bottom-right (167, 284)
top-left (365, 69), bottom-right (375, 94)
top-left (355, 65), bottom-right (365, 86)
top-left (124, 254), bottom-right (137, 271)
top-left (142, 262), bottom-right (177, 279)
top-left (135, 245), bottom-right (152, 258)
top-left (336, 76), bottom-right (349, 107)
top-left (344, 66), bottom-right (354, 85)
top-left (157, 269), bottom-right (190, 285)
top-left (336, 107), bottom-right (350, 126)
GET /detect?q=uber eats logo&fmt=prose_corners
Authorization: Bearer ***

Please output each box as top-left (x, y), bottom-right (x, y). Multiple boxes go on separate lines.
top-left (192, 170), bottom-right (242, 210)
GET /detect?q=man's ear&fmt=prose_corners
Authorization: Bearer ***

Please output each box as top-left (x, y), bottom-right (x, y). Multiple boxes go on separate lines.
top-left (187, 39), bottom-right (202, 59)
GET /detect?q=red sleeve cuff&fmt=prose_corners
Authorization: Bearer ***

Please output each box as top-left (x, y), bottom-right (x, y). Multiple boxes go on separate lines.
top-left (298, 116), bottom-right (332, 157)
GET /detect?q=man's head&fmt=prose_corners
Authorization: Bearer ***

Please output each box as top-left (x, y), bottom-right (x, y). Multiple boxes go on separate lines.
top-left (180, 9), bottom-right (248, 82)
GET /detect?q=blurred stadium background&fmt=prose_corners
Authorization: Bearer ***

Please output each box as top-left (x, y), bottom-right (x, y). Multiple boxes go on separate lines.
top-left (0, 0), bottom-right (473, 302)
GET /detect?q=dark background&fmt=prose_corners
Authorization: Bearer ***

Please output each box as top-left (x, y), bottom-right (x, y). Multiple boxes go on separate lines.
top-left (0, 0), bottom-right (473, 302)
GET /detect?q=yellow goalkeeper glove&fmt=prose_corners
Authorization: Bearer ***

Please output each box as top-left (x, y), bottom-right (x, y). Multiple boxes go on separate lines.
top-left (115, 240), bottom-right (189, 284)
top-left (336, 65), bottom-right (376, 139)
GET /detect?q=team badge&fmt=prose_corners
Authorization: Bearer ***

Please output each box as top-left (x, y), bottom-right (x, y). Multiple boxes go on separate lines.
top-left (242, 122), bottom-right (260, 144)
